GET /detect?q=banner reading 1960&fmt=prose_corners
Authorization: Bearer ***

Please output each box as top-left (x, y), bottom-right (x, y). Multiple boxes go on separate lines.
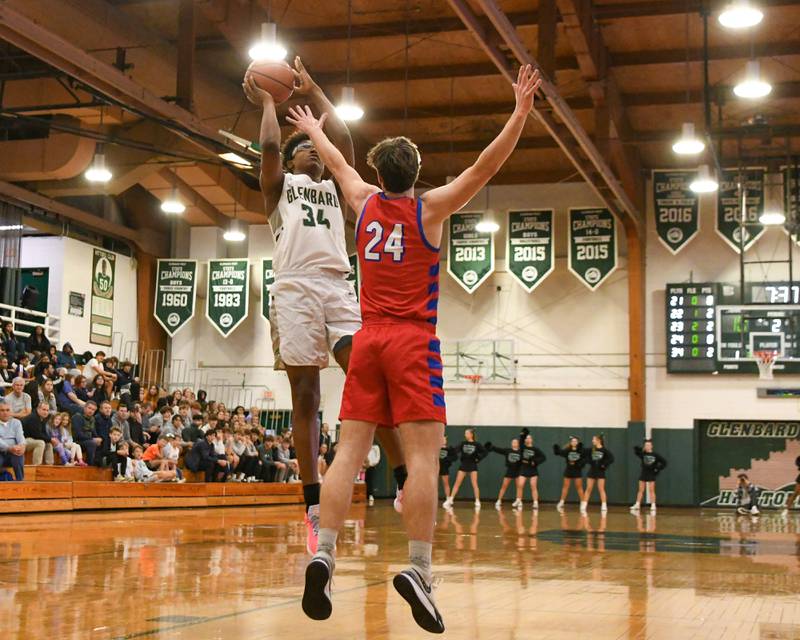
top-left (568, 208), bottom-right (617, 291)
top-left (260, 258), bottom-right (274, 321)
top-left (154, 260), bottom-right (197, 337)
top-left (716, 167), bottom-right (765, 253)
top-left (507, 210), bottom-right (554, 292)
top-left (206, 259), bottom-right (249, 337)
top-left (652, 170), bottom-right (699, 254)
top-left (447, 212), bottom-right (495, 293)
top-left (90, 248), bottom-right (115, 347)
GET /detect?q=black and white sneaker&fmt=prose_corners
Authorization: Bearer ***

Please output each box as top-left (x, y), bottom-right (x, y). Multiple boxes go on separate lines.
top-left (302, 554), bottom-right (333, 621)
top-left (393, 568), bottom-right (445, 634)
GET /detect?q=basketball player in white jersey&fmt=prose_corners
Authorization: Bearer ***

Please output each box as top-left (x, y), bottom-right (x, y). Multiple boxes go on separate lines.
top-left (243, 59), bottom-right (406, 553)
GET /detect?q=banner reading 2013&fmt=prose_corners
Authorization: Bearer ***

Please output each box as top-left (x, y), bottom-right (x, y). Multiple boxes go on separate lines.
top-left (568, 208), bottom-right (617, 291)
top-left (154, 260), bottom-right (197, 337)
top-left (206, 259), bottom-right (249, 337)
top-left (447, 212), bottom-right (494, 293)
top-left (507, 210), bottom-right (553, 292)
top-left (652, 170), bottom-right (699, 254)
top-left (716, 167), bottom-right (765, 253)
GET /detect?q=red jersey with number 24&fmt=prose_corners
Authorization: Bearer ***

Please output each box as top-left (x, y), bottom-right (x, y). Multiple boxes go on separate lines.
top-left (356, 193), bottom-right (440, 326)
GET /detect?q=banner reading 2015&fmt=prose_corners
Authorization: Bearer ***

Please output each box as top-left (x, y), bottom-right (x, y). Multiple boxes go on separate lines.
top-left (447, 212), bottom-right (494, 293)
top-left (206, 259), bottom-right (249, 337)
top-left (652, 170), bottom-right (699, 254)
top-left (716, 167), bottom-right (765, 253)
top-left (154, 260), bottom-right (197, 337)
top-left (507, 210), bottom-right (553, 292)
top-left (568, 208), bottom-right (617, 291)
top-left (260, 258), bottom-right (274, 320)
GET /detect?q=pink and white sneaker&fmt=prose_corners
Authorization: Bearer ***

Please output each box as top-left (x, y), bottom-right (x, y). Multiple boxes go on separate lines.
top-left (305, 504), bottom-right (320, 555)
top-left (394, 489), bottom-right (404, 514)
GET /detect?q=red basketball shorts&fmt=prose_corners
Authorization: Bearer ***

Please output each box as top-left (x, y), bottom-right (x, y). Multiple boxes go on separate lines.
top-left (340, 321), bottom-right (447, 426)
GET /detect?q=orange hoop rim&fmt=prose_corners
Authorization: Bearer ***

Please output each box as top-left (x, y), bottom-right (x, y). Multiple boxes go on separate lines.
top-left (754, 350), bottom-right (778, 363)
top-left (463, 374), bottom-right (483, 384)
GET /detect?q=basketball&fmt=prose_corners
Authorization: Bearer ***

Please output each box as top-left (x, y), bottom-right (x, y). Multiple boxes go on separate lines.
top-left (245, 60), bottom-right (295, 104)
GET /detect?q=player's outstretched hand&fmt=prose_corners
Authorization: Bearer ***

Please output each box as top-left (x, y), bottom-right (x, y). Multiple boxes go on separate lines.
top-left (512, 64), bottom-right (542, 115)
top-left (292, 56), bottom-right (318, 96)
top-left (286, 105), bottom-right (328, 134)
top-left (242, 75), bottom-right (273, 107)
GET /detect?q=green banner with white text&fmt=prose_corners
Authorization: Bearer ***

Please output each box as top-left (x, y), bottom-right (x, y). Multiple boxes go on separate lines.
top-left (90, 248), bottom-right (115, 346)
top-left (653, 170), bottom-right (699, 254)
top-left (206, 259), bottom-right (249, 337)
top-left (507, 209), bottom-right (553, 292)
top-left (261, 258), bottom-right (274, 320)
top-left (568, 208), bottom-right (617, 291)
top-left (447, 212), bottom-right (494, 293)
top-left (154, 260), bottom-right (197, 337)
top-left (716, 167), bottom-right (765, 253)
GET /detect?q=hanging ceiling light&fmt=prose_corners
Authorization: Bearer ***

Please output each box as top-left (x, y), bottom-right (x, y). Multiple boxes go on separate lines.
top-left (719, 1), bottom-right (764, 29)
top-left (672, 123), bottom-right (705, 155)
top-left (475, 219), bottom-right (500, 233)
top-left (335, 86), bottom-right (364, 121)
top-left (248, 22), bottom-right (287, 62)
top-left (85, 152), bottom-right (112, 183)
top-left (160, 193), bottom-right (186, 215)
top-left (218, 152), bottom-right (253, 169)
top-left (690, 165), bottom-right (719, 193)
top-left (734, 60), bottom-right (772, 99)
top-left (759, 210), bottom-right (786, 225)
top-left (223, 218), bottom-right (246, 242)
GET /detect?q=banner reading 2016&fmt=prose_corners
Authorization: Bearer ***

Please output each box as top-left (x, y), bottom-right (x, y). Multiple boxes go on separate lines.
top-left (716, 167), bottom-right (765, 253)
top-left (652, 170), bottom-right (699, 254)
top-left (260, 258), bottom-right (274, 321)
top-left (568, 208), bottom-right (617, 291)
top-left (206, 259), bottom-right (249, 337)
top-left (447, 212), bottom-right (494, 293)
top-left (154, 260), bottom-right (197, 337)
top-left (507, 210), bottom-right (553, 292)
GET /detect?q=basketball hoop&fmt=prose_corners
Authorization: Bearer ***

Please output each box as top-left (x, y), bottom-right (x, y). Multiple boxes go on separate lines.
top-left (464, 374), bottom-right (483, 398)
top-left (755, 350), bottom-right (777, 380)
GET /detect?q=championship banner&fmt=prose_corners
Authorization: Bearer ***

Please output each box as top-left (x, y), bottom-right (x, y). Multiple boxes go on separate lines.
top-left (260, 258), bottom-right (274, 320)
top-left (652, 170), bottom-right (699, 254)
top-left (716, 167), bottom-right (765, 253)
top-left (507, 210), bottom-right (554, 292)
top-left (447, 212), bottom-right (495, 293)
top-left (206, 259), bottom-right (250, 337)
top-left (347, 253), bottom-right (360, 300)
top-left (154, 260), bottom-right (197, 337)
top-left (783, 165), bottom-right (799, 240)
top-left (698, 419), bottom-right (800, 509)
top-left (568, 208), bottom-right (617, 291)
top-left (90, 248), bottom-right (115, 346)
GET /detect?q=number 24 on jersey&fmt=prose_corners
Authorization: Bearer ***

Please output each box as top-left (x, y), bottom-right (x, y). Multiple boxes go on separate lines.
top-left (364, 221), bottom-right (405, 262)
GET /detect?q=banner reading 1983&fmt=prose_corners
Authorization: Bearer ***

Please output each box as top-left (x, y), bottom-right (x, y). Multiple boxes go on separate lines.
top-left (652, 170), bottom-right (699, 254)
top-left (154, 260), bottom-right (197, 337)
top-left (447, 212), bottom-right (495, 293)
top-left (507, 210), bottom-right (553, 292)
top-left (260, 258), bottom-right (274, 321)
top-left (568, 208), bottom-right (617, 291)
top-left (206, 259), bottom-right (249, 337)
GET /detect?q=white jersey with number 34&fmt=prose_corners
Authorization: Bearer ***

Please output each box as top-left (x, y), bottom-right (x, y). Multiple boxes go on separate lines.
top-left (270, 172), bottom-right (350, 275)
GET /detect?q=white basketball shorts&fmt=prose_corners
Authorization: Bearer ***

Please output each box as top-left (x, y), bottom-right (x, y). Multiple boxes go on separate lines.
top-left (269, 269), bottom-right (361, 369)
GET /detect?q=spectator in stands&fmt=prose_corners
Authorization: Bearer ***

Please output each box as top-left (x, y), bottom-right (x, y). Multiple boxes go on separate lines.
top-left (148, 404), bottom-right (171, 437)
top-left (87, 351), bottom-right (116, 398)
top-left (101, 426), bottom-right (124, 467)
top-left (56, 342), bottom-right (77, 370)
top-left (47, 344), bottom-right (58, 362)
top-left (22, 401), bottom-right (53, 465)
top-left (318, 442), bottom-right (329, 478)
top-left (131, 443), bottom-right (177, 483)
top-left (142, 435), bottom-right (168, 471)
top-left (0, 356), bottom-right (12, 389)
top-left (91, 374), bottom-right (109, 405)
top-left (203, 414), bottom-right (219, 434)
top-left (73, 375), bottom-right (92, 403)
top-left (192, 429), bottom-right (229, 482)
top-left (72, 401), bottom-right (101, 466)
top-left (56, 373), bottom-right (83, 414)
top-left (1, 321), bottom-right (19, 364)
top-left (25, 325), bottom-right (50, 358)
top-left (14, 354), bottom-right (32, 380)
top-left (139, 401), bottom-right (153, 427)
top-left (7, 377), bottom-right (31, 420)
top-left (48, 411), bottom-right (85, 466)
top-left (116, 360), bottom-right (136, 405)
top-left (196, 389), bottom-right (208, 411)
top-left (111, 404), bottom-right (133, 445)
top-left (161, 433), bottom-right (184, 480)
top-left (182, 414), bottom-right (204, 447)
top-left (162, 414), bottom-right (184, 438)
top-left (239, 431), bottom-right (261, 482)
top-left (95, 400), bottom-right (113, 450)
top-left (177, 402), bottom-right (192, 430)
top-left (128, 404), bottom-right (147, 446)
top-left (320, 423), bottom-right (334, 465)
top-left (38, 379), bottom-right (57, 416)
top-left (182, 388), bottom-right (195, 402)
top-left (112, 441), bottom-right (134, 481)
top-left (144, 384), bottom-right (161, 406)
top-left (256, 433), bottom-right (280, 482)
top-left (168, 389), bottom-right (182, 408)
top-left (277, 437), bottom-right (299, 482)
top-left (0, 399), bottom-right (25, 480)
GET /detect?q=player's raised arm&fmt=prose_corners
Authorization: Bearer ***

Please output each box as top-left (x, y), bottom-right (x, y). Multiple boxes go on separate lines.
top-left (243, 75), bottom-right (284, 215)
top-left (286, 105), bottom-right (379, 214)
top-left (293, 57), bottom-right (355, 168)
top-left (420, 65), bottom-right (541, 224)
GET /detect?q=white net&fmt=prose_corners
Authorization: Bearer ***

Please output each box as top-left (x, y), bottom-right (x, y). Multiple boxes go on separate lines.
top-left (755, 351), bottom-right (777, 380)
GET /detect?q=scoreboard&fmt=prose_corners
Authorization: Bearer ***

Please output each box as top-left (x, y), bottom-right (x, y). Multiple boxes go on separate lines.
top-left (666, 281), bottom-right (800, 374)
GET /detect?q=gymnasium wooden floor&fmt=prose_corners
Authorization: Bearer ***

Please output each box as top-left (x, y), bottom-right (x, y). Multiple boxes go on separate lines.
top-left (2, 503), bottom-right (799, 640)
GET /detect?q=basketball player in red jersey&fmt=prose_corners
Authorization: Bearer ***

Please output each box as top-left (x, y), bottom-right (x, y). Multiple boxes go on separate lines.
top-left (290, 65), bottom-right (541, 634)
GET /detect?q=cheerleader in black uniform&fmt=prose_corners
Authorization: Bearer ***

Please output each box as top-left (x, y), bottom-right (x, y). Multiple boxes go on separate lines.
top-left (444, 428), bottom-right (488, 510)
top-left (439, 435), bottom-right (458, 503)
top-left (487, 437), bottom-right (522, 509)
top-left (781, 456), bottom-right (800, 515)
top-left (554, 436), bottom-right (585, 512)
top-left (630, 439), bottom-right (667, 513)
top-left (518, 431), bottom-right (546, 511)
top-left (584, 434), bottom-right (614, 513)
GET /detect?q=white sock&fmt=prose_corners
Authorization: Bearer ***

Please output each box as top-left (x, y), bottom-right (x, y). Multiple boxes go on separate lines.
top-left (317, 528), bottom-right (338, 558)
top-left (409, 540), bottom-right (433, 585)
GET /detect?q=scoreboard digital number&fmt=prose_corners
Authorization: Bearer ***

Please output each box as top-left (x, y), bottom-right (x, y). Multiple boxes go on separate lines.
top-left (666, 283), bottom-right (717, 372)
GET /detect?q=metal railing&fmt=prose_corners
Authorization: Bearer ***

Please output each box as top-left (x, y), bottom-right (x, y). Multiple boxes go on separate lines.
top-left (0, 302), bottom-right (60, 345)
